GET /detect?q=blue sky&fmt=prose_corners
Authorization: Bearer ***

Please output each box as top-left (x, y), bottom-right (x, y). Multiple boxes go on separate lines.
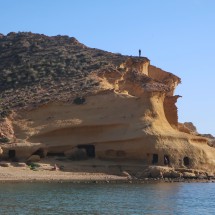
top-left (1, 0), bottom-right (215, 135)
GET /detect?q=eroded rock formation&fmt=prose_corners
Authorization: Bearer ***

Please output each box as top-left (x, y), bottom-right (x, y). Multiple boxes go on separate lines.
top-left (0, 32), bottom-right (214, 173)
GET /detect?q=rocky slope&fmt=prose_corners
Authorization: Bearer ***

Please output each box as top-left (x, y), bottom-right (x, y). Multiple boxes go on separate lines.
top-left (0, 32), bottom-right (214, 174)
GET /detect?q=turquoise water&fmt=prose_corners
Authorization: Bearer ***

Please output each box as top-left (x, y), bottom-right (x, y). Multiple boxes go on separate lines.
top-left (0, 182), bottom-right (214, 215)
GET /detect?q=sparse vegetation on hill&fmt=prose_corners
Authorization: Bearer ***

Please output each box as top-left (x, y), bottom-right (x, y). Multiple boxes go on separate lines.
top-left (0, 32), bottom-right (148, 117)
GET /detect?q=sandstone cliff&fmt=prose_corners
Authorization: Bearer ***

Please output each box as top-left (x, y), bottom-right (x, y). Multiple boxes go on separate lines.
top-left (0, 32), bottom-right (214, 173)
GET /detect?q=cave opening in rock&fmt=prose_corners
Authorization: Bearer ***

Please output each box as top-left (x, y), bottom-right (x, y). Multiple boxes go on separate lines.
top-left (152, 154), bottom-right (158, 164)
top-left (47, 152), bottom-right (65, 157)
top-left (73, 97), bottom-right (86, 105)
top-left (183, 156), bottom-right (190, 166)
top-left (78, 144), bottom-right (95, 158)
top-left (164, 155), bottom-right (170, 165)
top-left (32, 148), bottom-right (45, 158)
top-left (8, 150), bottom-right (16, 159)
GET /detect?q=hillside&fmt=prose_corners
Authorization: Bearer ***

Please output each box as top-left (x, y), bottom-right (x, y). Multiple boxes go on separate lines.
top-left (0, 32), bottom-right (133, 116)
top-left (0, 32), bottom-right (214, 176)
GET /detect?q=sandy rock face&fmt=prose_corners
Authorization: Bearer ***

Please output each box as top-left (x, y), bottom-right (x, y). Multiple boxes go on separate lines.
top-left (182, 172), bottom-right (196, 179)
top-left (27, 155), bottom-right (41, 162)
top-left (64, 148), bottom-right (87, 160)
top-left (0, 32), bottom-right (214, 172)
top-left (0, 118), bottom-right (14, 142)
top-left (178, 122), bottom-right (198, 135)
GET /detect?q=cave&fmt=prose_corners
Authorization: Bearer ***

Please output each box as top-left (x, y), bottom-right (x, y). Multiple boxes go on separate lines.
top-left (8, 150), bottom-right (16, 159)
top-left (152, 154), bottom-right (158, 164)
top-left (78, 144), bottom-right (95, 158)
top-left (47, 152), bottom-right (65, 157)
top-left (73, 97), bottom-right (86, 105)
top-left (183, 156), bottom-right (190, 166)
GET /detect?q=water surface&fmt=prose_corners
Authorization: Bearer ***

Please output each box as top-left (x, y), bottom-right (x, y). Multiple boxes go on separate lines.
top-left (0, 182), bottom-right (214, 214)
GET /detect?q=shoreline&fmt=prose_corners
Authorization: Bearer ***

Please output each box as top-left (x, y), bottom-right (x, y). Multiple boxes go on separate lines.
top-left (0, 168), bottom-right (214, 184)
top-left (0, 158), bottom-right (214, 184)
top-left (0, 178), bottom-right (215, 184)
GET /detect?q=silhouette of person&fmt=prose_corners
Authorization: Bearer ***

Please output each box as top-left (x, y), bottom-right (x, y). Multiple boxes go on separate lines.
top-left (139, 49), bottom-right (141, 57)
top-left (164, 156), bottom-right (170, 165)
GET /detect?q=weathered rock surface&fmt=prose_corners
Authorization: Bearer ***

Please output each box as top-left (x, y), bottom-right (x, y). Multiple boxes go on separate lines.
top-left (178, 122), bottom-right (198, 135)
top-left (27, 155), bottom-right (41, 162)
top-left (135, 166), bottom-right (214, 180)
top-left (15, 162), bottom-right (27, 167)
top-left (145, 166), bottom-right (183, 179)
top-left (0, 32), bottom-right (214, 174)
top-left (64, 148), bottom-right (87, 160)
top-left (182, 172), bottom-right (196, 179)
top-left (0, 162), bottom-right (11, 167)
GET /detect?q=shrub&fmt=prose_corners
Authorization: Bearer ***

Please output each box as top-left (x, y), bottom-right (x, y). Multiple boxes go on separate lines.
top-left (0, 137), bottom-right (9, 143)
top-left (27, 162), bottom-right (40, 170)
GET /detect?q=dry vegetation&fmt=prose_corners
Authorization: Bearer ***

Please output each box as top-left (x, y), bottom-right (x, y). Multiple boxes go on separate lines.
top-left (0, 32), bottom-right (148, 118)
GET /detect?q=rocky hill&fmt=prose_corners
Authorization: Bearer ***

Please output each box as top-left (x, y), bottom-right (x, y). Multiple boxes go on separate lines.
top-left (0, 32), bottom-right (181, 118)
top-left (0, 32), bottom-right (133, 117)
top-left (0, 32), bottom-right (214, 174)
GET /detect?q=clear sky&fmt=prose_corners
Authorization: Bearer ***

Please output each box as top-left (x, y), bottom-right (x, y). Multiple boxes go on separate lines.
top-left (1, 0), bottom-right (215, 135)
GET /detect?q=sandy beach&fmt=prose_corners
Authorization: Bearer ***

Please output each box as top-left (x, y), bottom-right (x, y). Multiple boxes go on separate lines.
top-left (0, 167), bottom-right (128, 182)
top-left (0, 158), bottom-right (132, 182)
top-left (0, 158), bottom-right (214, 183)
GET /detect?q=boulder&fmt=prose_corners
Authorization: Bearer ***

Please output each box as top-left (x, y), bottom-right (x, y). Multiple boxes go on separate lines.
top-left (175, 168), bottom-right (194, 173)
top-left (208, 139), bottom-right (215, 147)
top-left (163, 170), bottom-right (173, 178)
top-left (0, 161), bottom-right (11, 167)
top-left (184, 122), bottom-right (197, 133)
top-left (196, 174), bottom-right (208, 179)
top-left (149, 166), bottom-right (163, 178)
top-left (16, 162), bottom-right (27, 167)
top-left (183, 172), bottom-right (196, 179)
top-left (143, 166), bottom-right (183, 179)
top-left (147, 166), bottom-right (174, 178)
top-left (121, 171), bottom-right (132, 179)
top-left (206, 172), bottom-right (215, 179)
top-left (27, 155), bottom-right (41, 162)
top-left (170, 170), bottom-right (182, 178)
top-left (136, 170), bottom-right (150, 179)
top-left (121, 171), bottom-right (130, 177)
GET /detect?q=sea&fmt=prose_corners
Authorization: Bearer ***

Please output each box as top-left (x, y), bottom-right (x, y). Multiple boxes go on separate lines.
top-left (0, 182), bottom-right (214, 215)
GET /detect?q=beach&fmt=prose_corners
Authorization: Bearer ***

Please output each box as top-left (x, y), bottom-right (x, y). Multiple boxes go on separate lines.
top-left (0, 158), bottom-right (214, 183)
top-left (0, 158), bottom-right (131, 182)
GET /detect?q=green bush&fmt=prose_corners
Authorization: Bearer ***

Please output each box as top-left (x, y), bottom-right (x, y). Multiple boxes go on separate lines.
top-left (0, 137), bottom-right (9, 143)
top-left (28, 162), bottom-right (40, 170)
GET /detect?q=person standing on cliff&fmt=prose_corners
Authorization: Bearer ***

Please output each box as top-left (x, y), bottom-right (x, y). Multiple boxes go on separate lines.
top-left (139, 49), bottom-right (141, 57)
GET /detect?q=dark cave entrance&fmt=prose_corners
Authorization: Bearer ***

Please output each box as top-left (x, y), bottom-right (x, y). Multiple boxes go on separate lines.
top-left (73, 97), bottom-right (86, 105)
top-left (183, 156), bottom-right (190, 166)
top-left (8, 150), bottom-right (16, 159)
top-left (46, 152), bottom-right (65, 157)
top-left (78, 144), bottom-right (95, 158)
top-left (152, 154), bottom-right (158, 165)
